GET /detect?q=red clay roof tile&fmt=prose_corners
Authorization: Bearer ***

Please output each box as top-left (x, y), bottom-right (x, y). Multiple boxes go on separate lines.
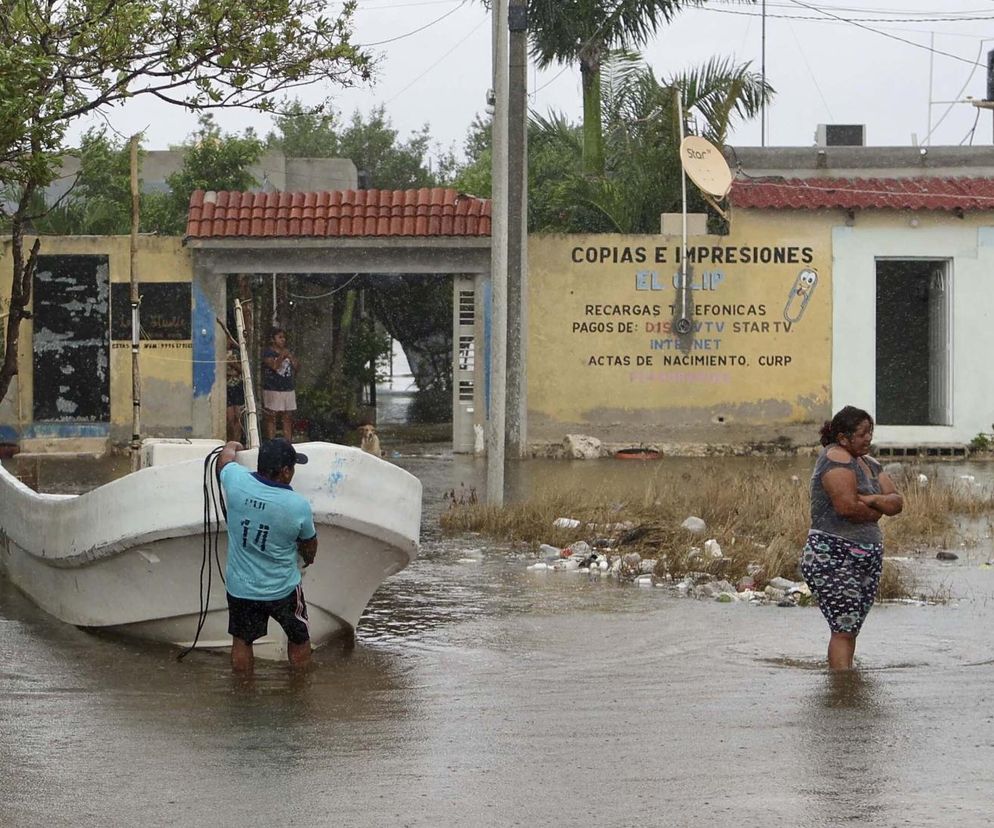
top-left (186, 188), bottom-right (492, 239)
top-left (729, 176), bottom-right (994, 211)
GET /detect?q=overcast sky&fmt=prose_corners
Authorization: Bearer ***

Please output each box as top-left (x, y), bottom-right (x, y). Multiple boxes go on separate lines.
top-left (71, 1), bottom-right (994, 160)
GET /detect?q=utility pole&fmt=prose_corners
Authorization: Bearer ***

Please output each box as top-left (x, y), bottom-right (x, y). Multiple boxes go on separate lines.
top-left (760, 0), bottom-right (766, 146)
top-left (128, 134), bottom-right (142, 471)
top-left (506, 0), bottom-right (528, 459)
top-left (487, 0), bottom-right (509, 506)
top-left (988, 49), bottom-right (994, 143)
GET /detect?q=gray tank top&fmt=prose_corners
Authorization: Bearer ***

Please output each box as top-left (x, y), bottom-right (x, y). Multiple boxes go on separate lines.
top-left (809, 445), bottom-right (883, 545)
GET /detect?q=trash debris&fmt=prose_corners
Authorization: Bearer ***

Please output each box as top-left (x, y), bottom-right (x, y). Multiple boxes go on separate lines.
top-left (704, 539), bottom-right (722, 559)
top-left (681, 516), bottom-right (707, 534)
top-left (553, 517), bottom-right (581, 529)
top-left (936, 551), bottom-right (958, 561)
top-left (565, 540), bottom-right (591, 558)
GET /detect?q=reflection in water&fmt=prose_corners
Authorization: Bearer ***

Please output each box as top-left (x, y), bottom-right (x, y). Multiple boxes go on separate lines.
top-left (801, 670), bottom-right (889, 826)
top-left (3, 447), bottom-right (994, 825)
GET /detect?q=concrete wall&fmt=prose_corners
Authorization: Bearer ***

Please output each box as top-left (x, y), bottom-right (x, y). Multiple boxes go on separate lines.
top-left (830, 211), bottom-right (994, 445)
top-left (728, 145), bottom-right (994, 179)
top-left (0, 236), bottom-right (223, 447)
top-left (49, 151), bottom-right (358, 202)
top-left (525, 206), bottom-right (994, 452)
top-left (527, 215), bottom-right (834, 451)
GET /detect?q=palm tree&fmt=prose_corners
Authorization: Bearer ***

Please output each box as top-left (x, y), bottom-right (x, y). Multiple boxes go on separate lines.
top-left (528, 51), bottom-right (772, 233)
top-left (528, 0), bottom-right (708, 175)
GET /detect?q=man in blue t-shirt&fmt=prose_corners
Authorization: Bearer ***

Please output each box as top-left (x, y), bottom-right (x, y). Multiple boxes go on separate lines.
top-left (218, 438), bottom-right (318, 671)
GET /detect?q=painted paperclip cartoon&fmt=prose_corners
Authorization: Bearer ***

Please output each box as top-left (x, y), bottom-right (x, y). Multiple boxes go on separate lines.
top-left (783, 267), bottom-right (818, 324)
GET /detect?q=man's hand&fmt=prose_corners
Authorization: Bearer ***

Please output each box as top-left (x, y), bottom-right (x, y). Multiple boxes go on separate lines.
top-left (218, 440), bottom-right (244, 472)
top-left (298, 536), bottom-right (317, 567)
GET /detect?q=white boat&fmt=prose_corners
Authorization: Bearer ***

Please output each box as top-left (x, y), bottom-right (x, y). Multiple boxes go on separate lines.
top-left (0, 439), bottom-right (422, 659)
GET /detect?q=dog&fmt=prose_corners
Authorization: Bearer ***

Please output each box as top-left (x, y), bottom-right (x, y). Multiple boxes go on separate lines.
top-left (358, 423), bottom-right (382, 457)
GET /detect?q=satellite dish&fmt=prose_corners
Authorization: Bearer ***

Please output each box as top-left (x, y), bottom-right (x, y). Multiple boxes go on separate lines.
top-left (679, 135), bottom-right (733, 199)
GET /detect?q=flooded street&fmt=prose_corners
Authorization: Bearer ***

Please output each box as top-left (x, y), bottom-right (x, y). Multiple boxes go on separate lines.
top-left (2, 448), bottom-right (994, 826)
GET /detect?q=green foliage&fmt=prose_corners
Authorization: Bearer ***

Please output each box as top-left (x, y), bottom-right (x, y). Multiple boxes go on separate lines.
top-left (268, 100), bottom-right (339, 158)
top-left (449, 115), bottom-right (493, 197)
top-left (0, 0), bottom-right (371, 198)
top-left (342, 317), bottom-right (393, 390)
top-left (268, 101), bottom-right (445, 190)
top-left (153, 116), bottom-right (264, 234)
top-left (450, 50), bottom-right (770, 234)
top-left (0, 0), bottom-right (373, 405)
top-left (969, 433), bottom-right (991, 452)
top-left (338, 106), bottom-right (439, 190)
top-left (31, 129), bottom-right (133, 235)
top-left (526, 0), bottom-right (706, 174)
top-left (527, 1), bottom-right (700, 69)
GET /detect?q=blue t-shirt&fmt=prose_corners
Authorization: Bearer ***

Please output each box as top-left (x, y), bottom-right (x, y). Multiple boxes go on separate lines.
top-left (220, 463), bottom-right (317, 600)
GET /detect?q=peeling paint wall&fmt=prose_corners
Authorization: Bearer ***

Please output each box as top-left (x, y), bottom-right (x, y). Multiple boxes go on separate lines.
top-left (0, 236), bottom-right (215, 445)
top-left (33, 255), bottom-right (110, 423)
top-left (527, 215), bottom-right (834, 450)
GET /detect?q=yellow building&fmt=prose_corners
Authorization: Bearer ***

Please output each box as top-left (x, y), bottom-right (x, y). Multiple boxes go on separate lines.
top-left (527, 213), bottom-right (832, 452)
top-left (0, 236), bottom-right (222, 451)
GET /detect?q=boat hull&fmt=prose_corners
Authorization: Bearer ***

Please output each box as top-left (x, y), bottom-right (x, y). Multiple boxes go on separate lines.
top-left (0, 441), bottom-right (421, 659)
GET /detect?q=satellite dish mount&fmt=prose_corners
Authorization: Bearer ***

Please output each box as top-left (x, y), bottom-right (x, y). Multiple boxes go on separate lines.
top-left (679, 134), bottom-right (733, 220)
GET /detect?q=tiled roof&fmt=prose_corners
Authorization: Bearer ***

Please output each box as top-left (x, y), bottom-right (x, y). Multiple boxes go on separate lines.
top-left (185, 188), bottom-right (492, 238)
top-left (729, 176), bottom-right (994, 211)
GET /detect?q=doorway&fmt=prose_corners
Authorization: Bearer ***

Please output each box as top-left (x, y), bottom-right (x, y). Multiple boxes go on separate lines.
top-left (875, 259), bottom-right (951, 426)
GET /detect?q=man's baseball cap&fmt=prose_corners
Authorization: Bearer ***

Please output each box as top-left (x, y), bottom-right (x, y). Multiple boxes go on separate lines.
top-left (257, 438), bottom-right (308, 475)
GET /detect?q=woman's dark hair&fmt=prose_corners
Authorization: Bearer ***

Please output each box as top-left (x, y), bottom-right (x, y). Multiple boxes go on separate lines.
top-left (819, 405), bottom-right (874, 446)
top-left (269, 326), bottom-right (286, 341)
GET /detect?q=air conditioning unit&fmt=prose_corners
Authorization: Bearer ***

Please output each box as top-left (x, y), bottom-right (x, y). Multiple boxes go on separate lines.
top-left (815, 124), bottom-right (866, 147)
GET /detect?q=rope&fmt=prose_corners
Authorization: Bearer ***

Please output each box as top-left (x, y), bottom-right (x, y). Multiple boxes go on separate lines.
top-left (176, 446), bottom-right (227, 661)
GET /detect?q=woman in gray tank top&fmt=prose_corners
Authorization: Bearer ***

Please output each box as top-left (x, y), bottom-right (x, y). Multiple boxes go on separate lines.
top-left (799, 406), bottom-right (903, 670)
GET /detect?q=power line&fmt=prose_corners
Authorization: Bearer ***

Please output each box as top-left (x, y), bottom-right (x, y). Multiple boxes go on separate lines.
top-left (357, 0), bottom-right (463, 8)
top-left (783, 0), bottom-right (989, 67)
top-left (961, 106), bottom-right (982, 145)
top-left (357, 0), bottom-right (468, 47)
top-left (698, 6), bottom-right (994, 25)
top-left (384, 14), bottom-right (488, 104)
top-left (787, 20), bottom-right (834, 121)
top-left (761, 1), bottom-right (994, 16)
top-left (532, 65), bottom-right (571, 96)
top-left (922, 39), bottom-right (991, 145)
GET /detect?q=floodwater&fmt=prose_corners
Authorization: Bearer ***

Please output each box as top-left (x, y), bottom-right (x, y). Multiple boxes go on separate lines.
top-left (2, 448), bottom-right (994, 827)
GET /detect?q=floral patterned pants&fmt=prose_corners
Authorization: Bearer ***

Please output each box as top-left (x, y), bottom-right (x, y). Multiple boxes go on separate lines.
top-left (800, 530), bottom-right (883, 635)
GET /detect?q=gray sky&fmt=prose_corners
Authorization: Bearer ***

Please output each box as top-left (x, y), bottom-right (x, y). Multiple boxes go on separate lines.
top-left (72, 1), bottom-right (994, 159)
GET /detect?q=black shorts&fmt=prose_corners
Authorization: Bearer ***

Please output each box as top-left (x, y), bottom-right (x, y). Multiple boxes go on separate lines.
top-left (227, 584), bottom-right (310, 645)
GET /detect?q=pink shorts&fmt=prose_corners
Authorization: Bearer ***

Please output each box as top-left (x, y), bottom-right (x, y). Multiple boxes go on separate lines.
top-left (262, 390), bottom-right (297, 412)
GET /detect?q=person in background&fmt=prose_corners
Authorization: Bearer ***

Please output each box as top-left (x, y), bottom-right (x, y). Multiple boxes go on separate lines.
top-left (225, 341), bottom-right (245, 443)
top-left (262, 327), bottom-right (300, 441)
top-left (217, 438), bottom-right (317, 672)
top-left (800, 406), bottom-right (903, 670)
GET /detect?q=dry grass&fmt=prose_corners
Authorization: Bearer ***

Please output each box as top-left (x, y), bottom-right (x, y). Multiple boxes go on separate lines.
top-left (440, 461), bottom-right (985, 600)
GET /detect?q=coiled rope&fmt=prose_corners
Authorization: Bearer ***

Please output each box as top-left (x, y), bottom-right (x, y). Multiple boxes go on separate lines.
top-left (176, 446), bottom-right (228, 661)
